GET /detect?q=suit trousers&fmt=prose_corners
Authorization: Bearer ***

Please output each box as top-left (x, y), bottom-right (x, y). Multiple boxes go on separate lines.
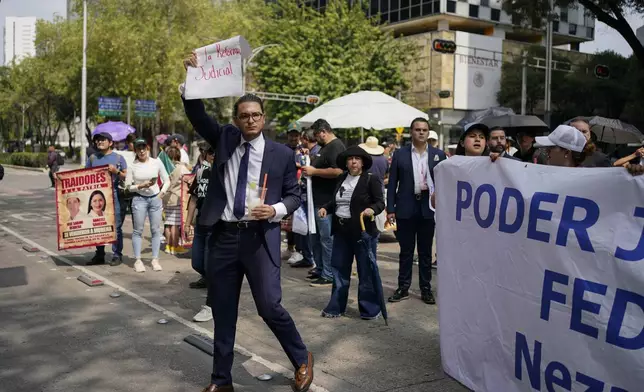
top-left (396, 201), bottom-right (435, 293)
top-left (207, 224), bottom-right (308, 386)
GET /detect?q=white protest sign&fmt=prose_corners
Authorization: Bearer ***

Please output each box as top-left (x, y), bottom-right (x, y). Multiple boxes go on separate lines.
top-left (184, 36), bottom-right (252, 100)
top-left (435, 157), bottom-right (644, 392)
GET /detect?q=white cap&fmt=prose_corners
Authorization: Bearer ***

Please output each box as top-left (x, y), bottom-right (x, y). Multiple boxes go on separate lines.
top-left (428, 130), bottom-right (439, 140)
top-left (534, 125), bottom-right (586, 152)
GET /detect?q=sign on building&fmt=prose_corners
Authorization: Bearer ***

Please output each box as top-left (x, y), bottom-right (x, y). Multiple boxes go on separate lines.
top-left (453, 32), bottom-right (503, 111)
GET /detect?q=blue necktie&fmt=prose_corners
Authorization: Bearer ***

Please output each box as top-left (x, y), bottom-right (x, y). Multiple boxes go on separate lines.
top-left (233, 142), bottom-right (251, 219)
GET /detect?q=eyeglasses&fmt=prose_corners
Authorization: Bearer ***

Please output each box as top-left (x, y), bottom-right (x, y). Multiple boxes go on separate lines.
top-left (236, 112), bottom-right (264, 122)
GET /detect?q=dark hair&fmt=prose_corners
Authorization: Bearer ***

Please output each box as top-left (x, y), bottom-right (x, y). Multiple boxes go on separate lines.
top-left (303, 129), bottom-right (316, 142)
top-left (233, 94), bottom-right (264, 117)
top-left (87, 190), bottom-right (106, 214)
top-left (489, 126), bottom-right (505, 134)
top-left (410, 117), bottom-right (430, 129)
top-left (570, 117), bottom-right (590, 126)
top-left (125, 134), bottom-right (137, 144)
top-left (311, 119), bottom-right (332, 134)
top-left (166, 146), bottom-right (181, 162)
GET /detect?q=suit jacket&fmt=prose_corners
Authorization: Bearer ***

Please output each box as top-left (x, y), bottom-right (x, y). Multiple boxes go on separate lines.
top-left (323, 172), bottom-right (385, 239)
top-left (386, 144), bottom-right (447, 220)
top-left (182, 98), bottom-right (301, 266)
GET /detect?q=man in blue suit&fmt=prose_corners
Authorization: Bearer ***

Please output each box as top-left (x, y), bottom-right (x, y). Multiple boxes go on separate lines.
top-left (182, 54), bottom-right (313, 392)
top-left (386, 118), bottom-right (446, 305)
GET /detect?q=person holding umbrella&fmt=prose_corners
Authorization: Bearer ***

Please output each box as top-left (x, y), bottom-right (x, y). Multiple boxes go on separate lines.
top-left (318, 146), bottom-right (386, 320)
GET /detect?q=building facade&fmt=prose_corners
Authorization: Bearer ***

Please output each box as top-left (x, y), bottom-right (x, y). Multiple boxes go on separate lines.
top-left (3, 16), bottom-right (37, 66)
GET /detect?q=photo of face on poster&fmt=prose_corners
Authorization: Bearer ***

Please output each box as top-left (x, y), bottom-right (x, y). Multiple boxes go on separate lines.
top-left (55, 166), bottom-right (116, 250)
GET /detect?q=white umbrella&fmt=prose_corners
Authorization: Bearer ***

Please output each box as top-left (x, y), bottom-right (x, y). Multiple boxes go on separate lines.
top-left (298, 91), bottom-right (428, 137)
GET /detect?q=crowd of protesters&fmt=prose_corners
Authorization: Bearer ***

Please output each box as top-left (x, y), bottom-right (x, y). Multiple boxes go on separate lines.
top-left (57, 103), bottom-right (644, 326)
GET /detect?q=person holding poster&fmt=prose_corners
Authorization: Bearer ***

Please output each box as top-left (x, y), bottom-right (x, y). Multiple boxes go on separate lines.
top-left (85, 132), bottom-right (127, 266)
top-left (161, 147), bottom-right (192, 255)
top-left (56, 166), bottom-right (117, 250)
top-left (128, 138), bottom-right (170, 273)
top-left (182, 52), bottom-right (313, 392)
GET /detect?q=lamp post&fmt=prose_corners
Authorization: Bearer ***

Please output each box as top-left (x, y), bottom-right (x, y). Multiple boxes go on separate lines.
top-left (544, 0), bottom-right (554, 127)
top-left (242, 44), bottom-right (280, 94)
top-left (20, 103), bottom-right (28, 150)
top-left (80, 0), bottom-right (88, 165)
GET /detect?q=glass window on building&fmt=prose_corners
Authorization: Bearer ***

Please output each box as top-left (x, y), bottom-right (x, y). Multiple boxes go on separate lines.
top-left (553, 21), bottom-right (559, 33)
top-left (446, 0), bottom-right (456, 13)
top-left (569, 23), bottom-right (577, 35)
top-left (560, 8), bottom-right (568, 23)
top-left (469, 4), bottom-right (479, 18)
top-left (491, 8), bottom-right (500, 21)
top-left (480, 0), bottom-right (489, 6)
top-left (587, 26), bottom-right (594, 39)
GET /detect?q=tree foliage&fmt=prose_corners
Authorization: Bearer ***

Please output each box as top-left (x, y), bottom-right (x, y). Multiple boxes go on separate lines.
top-left (498, 49), bottom-right (643, 128)
top-left (253, 0), bottom-right (412, 131)
top-left (504, 0), bottom-right (644, 67)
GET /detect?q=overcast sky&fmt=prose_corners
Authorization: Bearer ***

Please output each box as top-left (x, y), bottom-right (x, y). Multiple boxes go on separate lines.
top-left (0, 0), bottom-right (641, 64)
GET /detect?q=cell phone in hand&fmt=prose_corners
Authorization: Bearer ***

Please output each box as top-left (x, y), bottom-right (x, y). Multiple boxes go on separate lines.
top-left (149, 177), bottom-right (158, 185)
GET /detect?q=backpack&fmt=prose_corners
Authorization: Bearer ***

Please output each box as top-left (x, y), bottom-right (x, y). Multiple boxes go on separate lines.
top-left (56, 152), bottom-right (64, 166)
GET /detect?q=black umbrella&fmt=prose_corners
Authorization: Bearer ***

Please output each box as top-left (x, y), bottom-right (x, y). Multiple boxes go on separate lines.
top-left (565, 116), bottom-right (644, 145)
top-left (454, 107), bottom-right (516, 128)
top-left (360, 212), bottom-right (388, 326)
top-left (479, 114), bottom-right (550, 137)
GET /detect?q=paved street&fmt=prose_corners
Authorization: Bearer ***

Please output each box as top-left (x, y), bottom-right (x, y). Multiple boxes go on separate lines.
top-left (0, 166), bottom-right (468, 392)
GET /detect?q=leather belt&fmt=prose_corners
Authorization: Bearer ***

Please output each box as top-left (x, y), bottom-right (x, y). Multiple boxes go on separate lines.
top-left (415, 190), bottom-right (429, 201)
top-left (219, 220), bottom-right (261, 231)
top-left (337, 217), bottom-right (350, 225)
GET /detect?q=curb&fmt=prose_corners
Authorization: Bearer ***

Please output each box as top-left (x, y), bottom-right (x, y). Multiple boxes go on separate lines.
top-left (2, 164), bottom-right (47, 173)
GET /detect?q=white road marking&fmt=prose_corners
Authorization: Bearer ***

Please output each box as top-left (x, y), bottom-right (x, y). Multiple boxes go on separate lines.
top-left (0, 224), bottom-right (329, 392)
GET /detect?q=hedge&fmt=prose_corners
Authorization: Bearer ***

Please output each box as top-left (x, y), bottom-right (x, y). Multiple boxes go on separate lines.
top-left (5, 152), bottom-right (48, 168)
top-left (0, 153), bottom-right (10, 164)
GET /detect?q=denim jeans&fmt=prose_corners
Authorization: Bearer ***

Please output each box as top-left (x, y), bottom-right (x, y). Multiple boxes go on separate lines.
top-left (323, 231), bottom-right (381, 318)
top-left (131, 195), bottom-right (163, 259)
top-left (311, 208), bottom-right (333, 280)
top-left (97, 191), bottom-right (122, 257)
top-left (192, 224), bottom-right (213, 277)
top-left (295, 233), bottom-right (315, 265)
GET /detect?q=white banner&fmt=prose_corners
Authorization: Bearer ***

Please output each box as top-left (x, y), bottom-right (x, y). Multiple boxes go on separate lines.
top-left (435, 157), bottom-right (644, 392)
top-left (184, 36), bottom-right (251, 100)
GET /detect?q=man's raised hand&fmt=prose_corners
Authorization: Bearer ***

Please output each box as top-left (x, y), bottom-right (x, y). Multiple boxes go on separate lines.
top-left (183, 52), bottom-right (198, 70)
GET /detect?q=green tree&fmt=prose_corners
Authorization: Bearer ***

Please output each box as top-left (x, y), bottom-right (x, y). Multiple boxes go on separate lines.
top-left (253, 0), bottom-right (412, 132)
top-left (504, 0), bottom-right (644, 68)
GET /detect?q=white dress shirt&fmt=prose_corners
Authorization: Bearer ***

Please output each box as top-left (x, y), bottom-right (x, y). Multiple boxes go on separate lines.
top-left (411, 144), bottom-right (429, 194)
top-left (221, 133), bottom-right (287, 222)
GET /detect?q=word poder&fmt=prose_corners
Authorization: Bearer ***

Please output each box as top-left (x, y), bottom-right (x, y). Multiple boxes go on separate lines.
top-left (183, 36), bottom-right (251, 100)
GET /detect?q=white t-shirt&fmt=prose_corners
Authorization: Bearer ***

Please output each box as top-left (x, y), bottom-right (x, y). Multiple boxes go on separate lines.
top-left (115, 150), bottom-right (136, 187)
top-left (129, 157), bottom-right (170, 197)
top-left (335, 174), bottom-right (360, 219)
top-left (180, 148), bottom-right (190, 165)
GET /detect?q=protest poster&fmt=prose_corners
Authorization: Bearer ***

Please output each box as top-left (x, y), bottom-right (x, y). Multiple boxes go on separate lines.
top-left (434, 157), bottom-right (644, 392)
top-left (183, 36), bottom-right (252, 100)
top-left (180, 173), bottom-right (195, 248)
top-left (55, 166), bottom-right (116, 250)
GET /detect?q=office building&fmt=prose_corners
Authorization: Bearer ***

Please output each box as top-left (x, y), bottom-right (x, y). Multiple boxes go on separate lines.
top-left (3, 16), bottom-right (37, 65)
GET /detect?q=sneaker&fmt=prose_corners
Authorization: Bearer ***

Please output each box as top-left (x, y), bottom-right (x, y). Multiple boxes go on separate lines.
top-left (174, 246), bottom-right (189, 254)
top-left (287, 252), bottom-right (304, 264)
top-left (193, 305), bottom-right (213, 322)
top-left (388, 288), bottom-right (410, 303)
top-left (291, 259), bottom-right (315, 268)
top-left (321, 310), bottom-right (342, 318)
top-left (309, 277), bottom-right (332, 287)
top-left (133, 259), bottom-right (146, 273)
top-left (110, 255), bottom-right (123, 267)
top-left (306, 270), bottom-right (321, 280)
top-left (189, 277), bottom-right (208, 289)
top-left (422, 291), bottom-right (436, 305)
top-left (87, 252), bottom-right (105, 266)
top-left (164, 245), bottom-right (172, 254)
top-left (169, 246), bottom-right (175, 255)
top-left (151, 259), bottom-right (162, 271)
top-left (361, 312), bottom-right (382, 321)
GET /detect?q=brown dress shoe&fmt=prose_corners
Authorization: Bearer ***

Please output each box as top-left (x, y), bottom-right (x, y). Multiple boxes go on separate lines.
top-left (201, 384), bottom-right (234, 392)
top-left (292, 352), bottom-right (314, 392)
